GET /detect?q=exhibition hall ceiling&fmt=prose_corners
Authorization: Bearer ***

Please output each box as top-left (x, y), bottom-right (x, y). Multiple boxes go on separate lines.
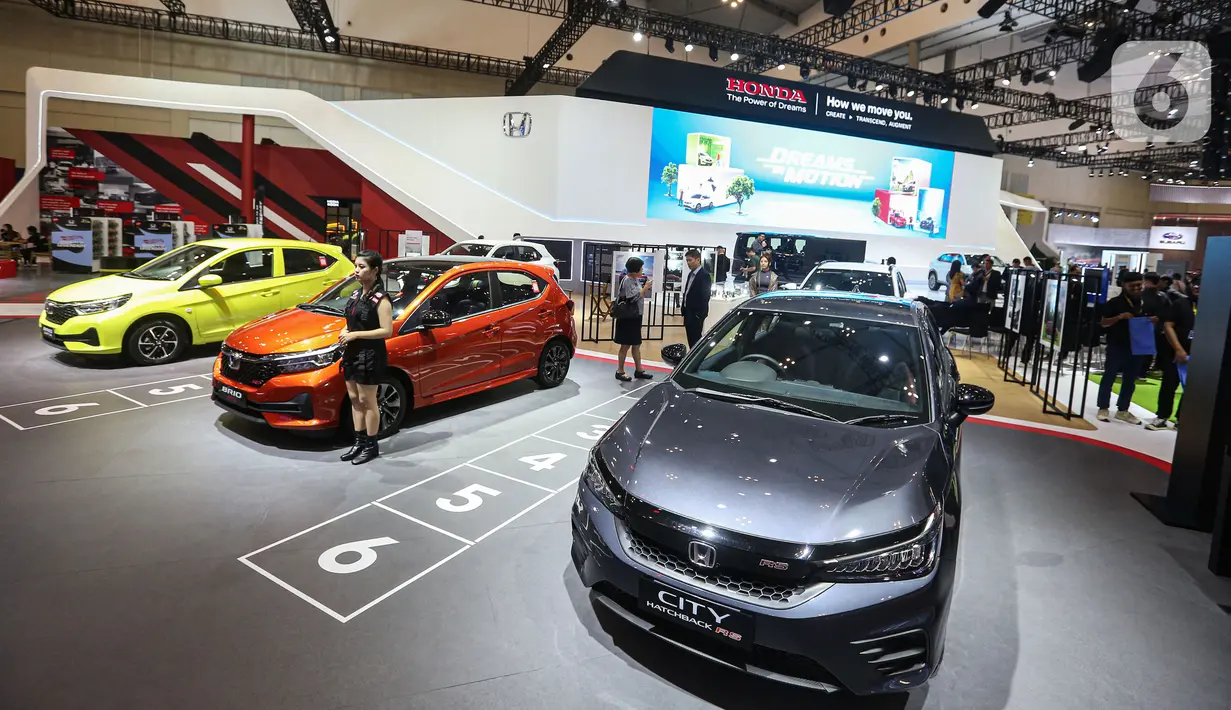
top-left (37, 0), bottom-right (1226, 181)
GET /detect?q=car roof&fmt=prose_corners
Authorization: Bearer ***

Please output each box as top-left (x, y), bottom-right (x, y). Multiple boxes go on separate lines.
top-left (192, 238), bottom-right (334, 250)
top-left (386, 255), bottom-right (551, 273)
top-left (815, 262), bottom-right (894, 274)
top-left (744, 290), bottom-right (919, 327)
top-left (451, 239), bottom-right (546, 248)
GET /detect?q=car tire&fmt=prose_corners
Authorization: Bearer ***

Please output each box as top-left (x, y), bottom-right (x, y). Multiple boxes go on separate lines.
top-left (535, 338), bottom-right (572, 388)
top-left (374, 375), bottom-right (408, 439)
top-left (125, 317), bottom-right (189, 366)
top-left (928, 271), bottom-right (939, 291)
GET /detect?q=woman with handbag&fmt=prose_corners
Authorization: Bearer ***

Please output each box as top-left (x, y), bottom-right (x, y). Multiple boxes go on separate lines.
top-left (613, 256), bottom-right (654, 382)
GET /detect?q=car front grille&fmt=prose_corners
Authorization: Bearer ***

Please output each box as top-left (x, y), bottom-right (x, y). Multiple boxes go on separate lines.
top-left (44, 301), bottom-right (75, 325)
top-left (622, 528), bottom-right (825, 608)
top-left (220, 347), bottom-right (280, 387)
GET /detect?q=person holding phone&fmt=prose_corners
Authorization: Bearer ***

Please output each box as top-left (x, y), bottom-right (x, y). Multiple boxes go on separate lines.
top-left (338, 250), bottom-right (394, 465)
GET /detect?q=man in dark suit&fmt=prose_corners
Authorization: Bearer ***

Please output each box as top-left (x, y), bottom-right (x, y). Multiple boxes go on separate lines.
top-left (681, 248), bottom-right (712, 348)
top-left (965, 255), bottom-right (1002, 306)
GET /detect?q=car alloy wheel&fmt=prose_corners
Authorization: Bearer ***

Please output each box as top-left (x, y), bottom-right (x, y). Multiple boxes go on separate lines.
top-left (536, 340), bottom-right (571, 388)
top-left (127, 319), bottom-right (187, 365)
top-left (928, 271), bottom-right (939, 291)
top-left (376, 379), bottom-right (405, 437)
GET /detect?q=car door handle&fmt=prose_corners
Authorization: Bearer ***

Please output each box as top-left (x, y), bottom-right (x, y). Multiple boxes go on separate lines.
top-left (260, 290), bottom-right (281, 297)
top-left (482, 325), bottom-right (500, 337)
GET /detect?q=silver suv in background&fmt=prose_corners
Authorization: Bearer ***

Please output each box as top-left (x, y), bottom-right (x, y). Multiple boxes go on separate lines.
top-left (927, 253), bottom-right (1006, 291)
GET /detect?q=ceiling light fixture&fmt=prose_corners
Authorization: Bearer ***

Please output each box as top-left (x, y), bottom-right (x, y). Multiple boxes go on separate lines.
top-left (633, 30), bottom-right (643, 42)
top-left (779, 63), bottom-right (787, 71)
top-left (684, 42), bottom-right (694, 52)
top-left (729, 52), bottom-right (740, 60)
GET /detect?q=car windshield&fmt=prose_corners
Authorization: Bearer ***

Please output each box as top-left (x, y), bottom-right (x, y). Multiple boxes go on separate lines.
top-left (123, 244), bottom-right (224, 280)
top-left (445, 244), bottom-right (491, 257)
top-left (674, 308), bottom-right (928, 422)
top-left (311, 261), bottom-right (451, 319)
top-left (801, 269), bottom-right (895, 296)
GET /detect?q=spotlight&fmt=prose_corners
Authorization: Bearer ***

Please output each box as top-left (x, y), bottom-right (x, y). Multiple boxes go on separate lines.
top-left (729, 52), bottom-right (740, 60)
top-left (875, 82), bottom-right (886, 91)
top-left (324, 34), bottom-right (336, 44)
top-left (976, 0), bottom-right (1008, 19)
top-left (684, 42), bottom-right (694, 52)
top-left (847, 75), bottom-right (857, 89)
top-left (940, 96), bottom-right (949, 104)
top-left (1001, 77), bottom-right (1011, 86)
top-left (956, 97), bottom-right (965, 110)
top-left (1021, 69), bottom-right (1032, 85)
top-left (778, 63), bottom-right (787, 71)
top-left (999, 10), bottom-right (1018, 31)
top-left (1079, 144), bottom-right (1088, 152)
top-left (1092, 216), bottom-right (1100, 223)
top-left (1028, 158), bottom-right (1035, 167)
top-left (542, 62), bottom-right (550, 69)
top-left (710, 45), bottom-right (719, 62)
top-left (906, 88), bottom-right (916, 97)
top-left (1033, 71), bottom-right (1050, 83)
top-left (633, 30), bottom-right (643, 42)
top-left (1068, 119), bottom-right (1086, 130)
top-left (971, 101), bottom-right (980, 109)
top-left (1089, 169), bottom-right (1095, 177)
top-left (1141, 174), bottom-right (1149, 179)
top-left (800, 65), bottom-right (810, 79)
top-left (1048, 68), bottom-right (1057, 77)
top-left (665, 37), bottom-right (675, 53)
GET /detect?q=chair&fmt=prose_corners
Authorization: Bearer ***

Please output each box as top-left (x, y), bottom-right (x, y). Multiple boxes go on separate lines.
top-left (947, 306), bottom-right (991, 358)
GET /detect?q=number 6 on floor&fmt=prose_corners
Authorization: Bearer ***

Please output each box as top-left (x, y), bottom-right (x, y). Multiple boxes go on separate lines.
top-left (436, 483), bottom-right (501, 513)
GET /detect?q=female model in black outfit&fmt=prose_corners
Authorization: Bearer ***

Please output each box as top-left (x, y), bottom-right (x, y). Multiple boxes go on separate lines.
top-left (339, 250), bottom-right (394, 465)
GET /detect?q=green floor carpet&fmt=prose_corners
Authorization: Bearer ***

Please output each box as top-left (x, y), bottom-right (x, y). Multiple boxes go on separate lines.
top-left (1088, 373), bottom-right (1183, 421)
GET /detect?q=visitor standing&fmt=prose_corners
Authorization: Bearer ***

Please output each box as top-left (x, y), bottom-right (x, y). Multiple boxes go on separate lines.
top-left (613, 256), bottom-right (653, 382)
top-left (338, 251), bottom-right (394, 465)
top-left (1096, 272), bottom-right (1156, 424)
top-left (681, 248), bottom-right (711, 348)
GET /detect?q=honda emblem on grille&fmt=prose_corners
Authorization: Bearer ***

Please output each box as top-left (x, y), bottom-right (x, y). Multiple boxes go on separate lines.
top-left (688, 541), bottom-right (717, 569)
top-left (227, 353), bottom-right (240, 370)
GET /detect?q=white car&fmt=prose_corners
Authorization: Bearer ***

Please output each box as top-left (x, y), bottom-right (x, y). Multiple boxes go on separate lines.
top-left (926, 253), bottom-right (1007, 291)
top-left (681, 192), bottom-right (716, 212)
top-left (796, 262), bottom-right (915, 300)
top-left (442, 238), bottom-right (559, 277)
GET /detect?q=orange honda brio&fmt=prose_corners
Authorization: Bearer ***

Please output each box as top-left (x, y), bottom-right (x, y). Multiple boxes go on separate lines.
top-left (211, 255), bottom-right (578, 436)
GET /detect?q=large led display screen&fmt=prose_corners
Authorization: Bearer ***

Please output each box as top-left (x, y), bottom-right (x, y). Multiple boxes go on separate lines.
top-left (647, 108), bottom-right (955, 239)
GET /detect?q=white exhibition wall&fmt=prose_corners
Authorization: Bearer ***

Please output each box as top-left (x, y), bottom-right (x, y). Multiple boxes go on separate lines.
top-left (0, 68), bottom-right (1022, 280)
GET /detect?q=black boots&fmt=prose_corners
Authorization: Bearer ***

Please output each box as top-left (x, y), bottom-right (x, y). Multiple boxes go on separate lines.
top-left (340, 433), bottom-right (365, 461)
top-left (350, 433), bottom-right (380, 465)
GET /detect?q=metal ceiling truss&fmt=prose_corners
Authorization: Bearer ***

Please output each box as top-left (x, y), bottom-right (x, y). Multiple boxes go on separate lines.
top-left (1004, 127), bottom-right (1115, 150)
top-left (285, 0), bottom-right (340, 51)
top-left (159, 0), bottom-right (186, 14)
top-left (999, 141), bottom-right (1199, 171)
top-left (982, 80), bottom-right (1200, 133)
top-left (505, 0), bottom-right (606, 95)
top-left (27, 0), bottom-right (590, 87)
top-left (730, 0), bottom-right (944, 75)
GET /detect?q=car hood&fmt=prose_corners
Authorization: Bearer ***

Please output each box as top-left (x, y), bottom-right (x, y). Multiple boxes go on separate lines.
top-left (600, 384), bottom-right (942, 544)
top-left (47, 274), bottom-right (171, 302)
top-left (224, 306), bottom-right (346, 354)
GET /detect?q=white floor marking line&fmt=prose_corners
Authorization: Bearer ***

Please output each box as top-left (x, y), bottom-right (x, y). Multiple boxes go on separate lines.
top-left (238, 557), bottom-right (348, 624)
top-left (239, 381), bottom-right (656, 620)
top-left (238, 504), bottom-right (374, 560)
top-left (532, 434), bottom-right (592, 452)
top-left (465, 464), bottom-right (555, 493)
top-left (1, 372), bottom-right (216, 409)
top-left (147, 394), bottom-right (212, 407)
top-left (342, 546), bottom-right (471, 623)
top-left (472, 492), bottom-right (558, 544)
top-left (106, 390), bottom-right (149, 408)
top-left (371, 502), bottom-right (476, 546)
top-left (0, 413), bottom-right (26, 431)
top-left (582, 412), bottom-right (617, 422)
top-left (197, 373), bottom-right (215, 380)
top-left (17, 407), bottom-right (148, 431)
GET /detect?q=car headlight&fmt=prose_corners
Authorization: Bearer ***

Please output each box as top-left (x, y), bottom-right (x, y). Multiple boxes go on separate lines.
top-left (818, 505), bottom-right (942, 582)
top-left (271, 344), bottom-right (344, 373)
top-left (58, 294), bottom-right (132, 315)
top-left (582, 448), bottom-right (625, 517)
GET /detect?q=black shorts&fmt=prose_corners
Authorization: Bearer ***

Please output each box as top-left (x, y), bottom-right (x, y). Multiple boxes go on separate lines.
top-left (341, 344), bottom-right (387, 385)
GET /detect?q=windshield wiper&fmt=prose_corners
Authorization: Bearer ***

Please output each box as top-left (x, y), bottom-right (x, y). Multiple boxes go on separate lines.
top-left (690, 387), bottom-right (841, 422)
top-left (844, 413), bottom-right (920, 427)
top-left (297, 303), bottom-right (344, 316)
top-left (118, 271), bottom-right (150, 279)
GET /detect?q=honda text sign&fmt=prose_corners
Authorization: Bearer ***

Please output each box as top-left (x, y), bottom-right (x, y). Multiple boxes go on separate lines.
top-left (1111, 42), bottom-right (1211, 145)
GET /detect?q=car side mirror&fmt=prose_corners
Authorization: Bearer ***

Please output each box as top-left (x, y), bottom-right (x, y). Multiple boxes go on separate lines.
top-left (420, 309), bottom-right (453, 329)
top-left (198, 273), bottom-right (223, 288)
top-left (661, 343), bottom-right (687, 366)
top-left (952, 383), bottom-right (995, 423)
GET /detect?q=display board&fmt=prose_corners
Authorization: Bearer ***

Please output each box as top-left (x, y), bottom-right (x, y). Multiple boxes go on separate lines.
top-left (528, 238), bottom-right (574, 281)
top-left (49, 217), bottom-right (94, 273)
top-left (647, 108), bottom-right (955, 239)
top-left (132, 221), bottom-right (176, 262)
top-left (610, 250), bottom-right (664, 302)
top-left (1148, 225), bottom-right (1198, 251)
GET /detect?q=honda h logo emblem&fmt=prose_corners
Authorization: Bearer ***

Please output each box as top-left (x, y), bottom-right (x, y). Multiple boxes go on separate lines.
top-left (503, 111), bottom-right (532, 137)
top-left (227, 353), bottom-right (241, 370)
top-left (688, 541), bottom-right (717, 569)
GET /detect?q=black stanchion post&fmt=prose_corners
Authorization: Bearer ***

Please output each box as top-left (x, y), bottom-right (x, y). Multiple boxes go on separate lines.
top-left (1213, 454), bottom-right (1231, 576)
top-left (1132, 237), bottom-right (1231, 534)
